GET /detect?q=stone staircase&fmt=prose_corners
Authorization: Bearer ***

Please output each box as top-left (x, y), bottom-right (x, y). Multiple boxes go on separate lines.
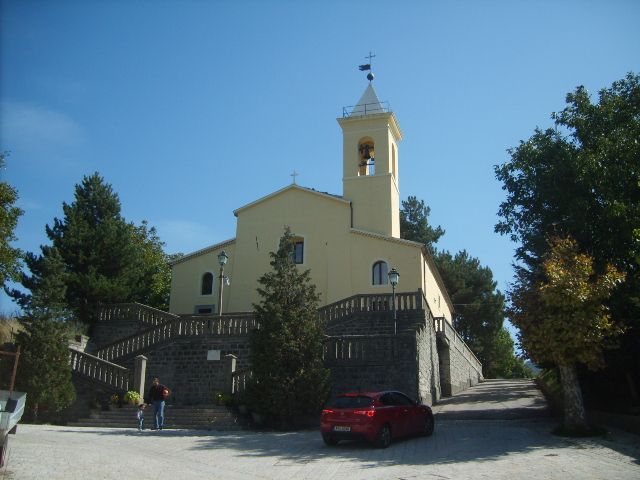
top-left (67, 404), bottom-right (245, 431)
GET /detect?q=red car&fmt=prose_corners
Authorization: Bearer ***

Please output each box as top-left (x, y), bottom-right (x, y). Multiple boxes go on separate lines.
top-left (320, 390), bottom-right (434, 448)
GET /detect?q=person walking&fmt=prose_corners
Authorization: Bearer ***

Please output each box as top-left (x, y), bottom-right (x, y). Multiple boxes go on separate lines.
top-left (136, 404), bottom-right (145, 432)
top-left (145, 377), bottom-right (170, 430)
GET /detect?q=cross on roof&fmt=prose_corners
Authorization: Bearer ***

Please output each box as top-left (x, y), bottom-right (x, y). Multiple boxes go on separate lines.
top-left (290, 170), bottom-right (299, 184)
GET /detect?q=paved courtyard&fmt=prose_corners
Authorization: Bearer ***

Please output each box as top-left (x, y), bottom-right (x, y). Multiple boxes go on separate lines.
top-left (2, 380), bottom-right (639, 479)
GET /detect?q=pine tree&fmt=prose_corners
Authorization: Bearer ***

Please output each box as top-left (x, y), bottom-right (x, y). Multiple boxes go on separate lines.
top-left (45, 173), bottom-right (144, 327)
top-left (11, 247), bottom-right (76, 421)
top-left (247, 227), bottom-right (330, 428)
top-left (400, 196), bottom-right (444, 252)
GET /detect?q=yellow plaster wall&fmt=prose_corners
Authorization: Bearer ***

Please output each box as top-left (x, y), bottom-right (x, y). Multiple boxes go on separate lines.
top-left (227, 187), bottom-right (353, 311)
top-left (343, 173), bottom-right (400, 237)
top-left (169, 187), bottom-right (452, 324)
top-left (169, 243), bottom-right (237, 314)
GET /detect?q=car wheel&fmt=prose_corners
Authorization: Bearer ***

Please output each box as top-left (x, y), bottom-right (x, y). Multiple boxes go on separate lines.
top-left (322, 433), bottom-right (338, 446)
top-left (422, 412), bottom-right (435, 437)
top-left (375, 424), bottom-right (391, 449)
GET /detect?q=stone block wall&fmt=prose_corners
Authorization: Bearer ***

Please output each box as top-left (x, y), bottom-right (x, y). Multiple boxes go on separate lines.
top-left (325, 309), bottom-right (441, 404)
top-left (141, 335), bottom-right (251, 405)
top-left (437, 322), bottom-right (483, 396)
top-left (416, 319), bottom-right (441, 405)
top-left (70, 298), bottom-right (484, 418)
top-left (89, 319), bottom-right (148, 353)
top-left (326, 334), bottom-right (420, 400)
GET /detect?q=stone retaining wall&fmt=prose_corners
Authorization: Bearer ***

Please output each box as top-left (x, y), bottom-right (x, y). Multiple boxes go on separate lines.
top-left (437, 322), bottom-right (483, 396)
top-left (71, 298), bottom-right (484, 416)
top-left (141, 336), bottom-right (251, 405)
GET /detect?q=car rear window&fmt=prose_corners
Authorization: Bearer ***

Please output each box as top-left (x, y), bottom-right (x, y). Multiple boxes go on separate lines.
top-left (327, 395), bottom-right (374, 409)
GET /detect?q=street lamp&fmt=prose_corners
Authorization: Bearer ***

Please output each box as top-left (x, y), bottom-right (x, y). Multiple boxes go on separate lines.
top-left (388, 268), bottom-right (399, 334)
top-left (217, 250), bottom-right (229, 317)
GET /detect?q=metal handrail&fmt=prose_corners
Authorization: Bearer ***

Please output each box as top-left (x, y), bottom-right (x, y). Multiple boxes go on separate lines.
top-left (342, 101), bottom-right (391, 118)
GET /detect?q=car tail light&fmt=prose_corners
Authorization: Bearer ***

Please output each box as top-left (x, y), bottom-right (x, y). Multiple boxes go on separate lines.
top-left (353, 408), bottom-right (375, 417)
top-left (322, 409), bottom-right (335, 415)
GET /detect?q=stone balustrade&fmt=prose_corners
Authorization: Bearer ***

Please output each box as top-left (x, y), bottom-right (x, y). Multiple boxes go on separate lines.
top-left (318, 290), bottom-right (424, 323)
top-left (323, 334), bottom-right (407, 365)
top-left (230, 368), bottom-right (252, 395)
top-left (69, 348), bottom-right (133, 392)
top-left (96, 314), bottom-right (258, 363)
top-left (97, 303), bottom-right (178, 326)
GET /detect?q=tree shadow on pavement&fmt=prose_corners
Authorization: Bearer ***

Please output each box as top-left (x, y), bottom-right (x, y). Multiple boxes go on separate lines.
top-left (181, 419), bottom-right (640, 468)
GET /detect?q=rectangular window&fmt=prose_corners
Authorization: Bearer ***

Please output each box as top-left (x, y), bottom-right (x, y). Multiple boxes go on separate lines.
top-left (293, 241), bottom-right (304, 264)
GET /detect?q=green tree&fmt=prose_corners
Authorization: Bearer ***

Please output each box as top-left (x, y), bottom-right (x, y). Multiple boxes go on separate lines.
top-left (400, 198), bottom-right (522, 378)
top-left (434, 250), bottom-right (521, 378)
top-left (509, 236), bottom-right (624, 432)
top-left (400, 196), bottom-right (444, 252)
top-left (129, 220), bottom-right (180, 311)
top-left (0, 153), bottom-right (24, 289)
top-left (495, 73), bottom-right (640, 407)
top-left (247, 226), bottom-right (330, 428)
top-left (15, 316), bottom-right (77, 422)
top-left (11, 247), bottom-right (76, 421)
top-left (46, 173), bottom-right (142, 325)
top-left (486, 327), bottom-right (533, 378)
top-left (7, 246), bottom-right (70, 319)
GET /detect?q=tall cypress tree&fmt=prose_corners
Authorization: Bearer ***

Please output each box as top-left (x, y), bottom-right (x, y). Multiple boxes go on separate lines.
top-left (247, 227), bottom-right (330, 428)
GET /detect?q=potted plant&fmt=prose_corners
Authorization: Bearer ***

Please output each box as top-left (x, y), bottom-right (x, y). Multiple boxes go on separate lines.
top-left (123, 391), bottom-right (142, 406)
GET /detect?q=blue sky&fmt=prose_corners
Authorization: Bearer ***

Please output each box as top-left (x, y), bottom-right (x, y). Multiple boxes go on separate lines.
top-left (2, 0), bottom-right (639, 334)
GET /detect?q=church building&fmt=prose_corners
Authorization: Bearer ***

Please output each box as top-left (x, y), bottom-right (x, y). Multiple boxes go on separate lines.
top-left (68, 76), bottom-right (482, 418)
top-left (169, 81), bottom-right (453, 327)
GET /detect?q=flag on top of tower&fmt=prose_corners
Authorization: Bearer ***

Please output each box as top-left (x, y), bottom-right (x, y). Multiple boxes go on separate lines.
top-left (358, 64), bottom-right (371, 71)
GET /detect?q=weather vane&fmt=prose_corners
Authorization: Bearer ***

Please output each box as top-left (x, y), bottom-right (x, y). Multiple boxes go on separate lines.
top-left (358, 51), bottom-right (376, 82)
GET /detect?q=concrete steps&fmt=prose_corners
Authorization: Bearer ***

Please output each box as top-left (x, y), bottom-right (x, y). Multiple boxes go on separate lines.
top-left (67, 404), bottom-right (245, 430)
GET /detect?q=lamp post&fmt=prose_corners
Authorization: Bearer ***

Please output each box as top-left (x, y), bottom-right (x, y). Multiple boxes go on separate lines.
top-left (217, 250), bottom-right (228, 317)
top-left (388, 268), bottom-right (399, 334)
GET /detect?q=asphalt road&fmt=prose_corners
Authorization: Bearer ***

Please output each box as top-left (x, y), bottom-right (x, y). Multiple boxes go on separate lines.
top-left (2, 380), bottom-right (639, 480)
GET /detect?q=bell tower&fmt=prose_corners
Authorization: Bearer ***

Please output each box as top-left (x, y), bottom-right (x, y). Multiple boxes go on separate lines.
top-left (338, 80), bottom-right (403, 238)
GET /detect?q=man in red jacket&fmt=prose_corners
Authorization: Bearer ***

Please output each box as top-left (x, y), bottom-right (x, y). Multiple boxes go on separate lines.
top-left (145, 377), bottom-right (169, 430)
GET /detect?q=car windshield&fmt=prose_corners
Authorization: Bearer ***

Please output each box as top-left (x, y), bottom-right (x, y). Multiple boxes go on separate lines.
top-left (328, 395), bottom-right (374, 409)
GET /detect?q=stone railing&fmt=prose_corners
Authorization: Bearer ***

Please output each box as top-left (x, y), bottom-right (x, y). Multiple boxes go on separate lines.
top-left (318, 290), bottom-right (425, 323)
top-left (434, 317), bottom-right (483, 375)
top-left (69, 348), bottom-right (132, 392)
top-left (230, 368), bottom-right (252, 396)
top-left (96, 313), bottom-right (257, 363)
top-left (97, 303), bottom-right (179, 327)
top-left (323, 335), bottom-right (406, 365)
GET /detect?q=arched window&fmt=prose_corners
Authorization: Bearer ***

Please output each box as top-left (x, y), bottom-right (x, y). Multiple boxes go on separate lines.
top-left (201, 272), bottom-right (213, 295)
top-left (358, 137), bottom-right (375, 176)
top-left (372, 261), bottom-right (389, 285)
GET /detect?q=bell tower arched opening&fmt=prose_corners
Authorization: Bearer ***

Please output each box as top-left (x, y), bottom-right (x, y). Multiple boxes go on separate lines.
top-left (358, 137), bottom-right (375, 176)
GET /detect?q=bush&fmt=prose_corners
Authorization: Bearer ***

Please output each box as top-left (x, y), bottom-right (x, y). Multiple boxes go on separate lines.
top-left (124, 391), bottom-right (142, 405)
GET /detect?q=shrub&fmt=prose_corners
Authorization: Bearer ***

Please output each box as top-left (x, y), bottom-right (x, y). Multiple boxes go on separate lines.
top-left (124, 391), bottom-right (142, 405)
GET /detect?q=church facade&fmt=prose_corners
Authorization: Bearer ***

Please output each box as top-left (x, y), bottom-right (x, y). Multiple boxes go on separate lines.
top-left (169, 83), bottom-right (453, 326)
top-left (67, 81), bottom-right (482, 418)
